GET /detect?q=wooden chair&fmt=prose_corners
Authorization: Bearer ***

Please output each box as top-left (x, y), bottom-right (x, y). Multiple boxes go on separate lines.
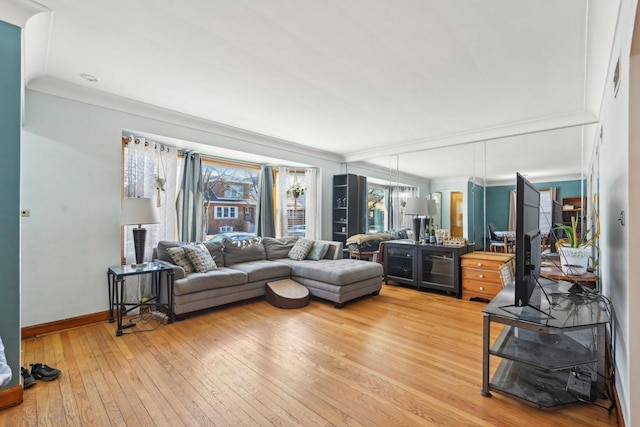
top-left (488, 224), bottom-right (512, 253)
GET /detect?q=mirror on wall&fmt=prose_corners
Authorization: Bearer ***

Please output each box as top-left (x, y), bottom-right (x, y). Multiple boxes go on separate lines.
top-left (357, 124), bottom-right (595, 251)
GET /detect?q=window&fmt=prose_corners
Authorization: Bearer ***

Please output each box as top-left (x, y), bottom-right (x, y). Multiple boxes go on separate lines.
top-left (215, 206), bottom-right (238, 219)
top-left (367, 184), bottom-right (387, 232)
top-left (285, 171), bottom-right (306, 238)
top-left (224, 184), bottom-right (244, 198)
top-left (202, 158), bottom-right (259, 239)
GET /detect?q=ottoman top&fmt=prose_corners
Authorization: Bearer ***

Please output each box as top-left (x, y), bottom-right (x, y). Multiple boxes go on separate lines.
top-left (267, 279), bottom-right (310, 299)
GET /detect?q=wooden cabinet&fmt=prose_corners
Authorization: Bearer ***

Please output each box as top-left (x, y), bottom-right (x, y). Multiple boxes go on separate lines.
top-left (461, 251), bottom-right (514, 301)
top-left (332, 174), bottom-right (367, 245)
top-left (561, 196), bottom-right (586, 228)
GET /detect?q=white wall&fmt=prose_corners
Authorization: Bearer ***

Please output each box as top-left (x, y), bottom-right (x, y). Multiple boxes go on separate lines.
top-left (21, 90), bottom-right (345, 326)
top-left (597, 0), bottom-right (637, 424)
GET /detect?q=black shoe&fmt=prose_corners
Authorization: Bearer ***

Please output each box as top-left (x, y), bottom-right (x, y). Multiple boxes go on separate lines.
top-left (30, 363), bottom-right (61, 381)
top-left (21, 367), bottom-right (36, 389)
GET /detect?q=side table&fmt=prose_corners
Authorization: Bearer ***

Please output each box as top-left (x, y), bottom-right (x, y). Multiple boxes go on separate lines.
top-left (106, 262), bottom-right (175, 336)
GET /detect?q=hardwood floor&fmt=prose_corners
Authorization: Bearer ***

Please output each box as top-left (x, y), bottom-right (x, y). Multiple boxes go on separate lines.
top-left (1, 284), bottom-right (618, 426)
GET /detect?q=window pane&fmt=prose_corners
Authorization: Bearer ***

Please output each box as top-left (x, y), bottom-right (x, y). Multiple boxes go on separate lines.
top-left (286, 172), bottom-right (306, 238)
top-left (367, 184), bottom-right (387, 232)
top-left (203, 162), bottom-right (259, 239)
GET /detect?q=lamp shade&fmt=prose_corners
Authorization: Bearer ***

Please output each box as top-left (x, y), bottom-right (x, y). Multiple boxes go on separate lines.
top-left (405, 197), bottom-right (429, 216)
top-left (121, 197), bottom-right (160, 226)
top-left (426, 199), bottom-right (438, 217)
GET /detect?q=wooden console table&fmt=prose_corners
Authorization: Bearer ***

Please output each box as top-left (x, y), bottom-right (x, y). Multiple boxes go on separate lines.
top-left (540, 260), bottom-right (598, 288)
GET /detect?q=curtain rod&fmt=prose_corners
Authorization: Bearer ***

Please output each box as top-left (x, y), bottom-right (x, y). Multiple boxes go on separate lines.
top-left (122, 135), bottom-right (174, 153)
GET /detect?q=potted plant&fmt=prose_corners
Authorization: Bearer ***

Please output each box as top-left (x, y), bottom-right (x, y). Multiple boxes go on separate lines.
top-left (286, 184), bottom-right (306, 199)
top-left (554, 194), bottom-right (600, 276)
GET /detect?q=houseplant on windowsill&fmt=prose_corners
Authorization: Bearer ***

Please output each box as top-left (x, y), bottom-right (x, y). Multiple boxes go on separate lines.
top-left (554, 194), bottom-right (600, 276)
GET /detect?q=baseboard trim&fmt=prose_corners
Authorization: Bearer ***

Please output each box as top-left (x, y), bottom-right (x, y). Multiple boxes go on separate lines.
top-left (612, 382), bottom-right (625, 426)
top-left (22, 311), bottom-right (110, 339)
top-left (0, 384), bottom-right (23, 410)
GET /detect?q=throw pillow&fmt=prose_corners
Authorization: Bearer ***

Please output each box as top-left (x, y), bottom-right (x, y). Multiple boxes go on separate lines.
top-left (166, 246), bottom-right (195, 274)
top-left (288, 238), bottom-right (314, 261)
top-left (183, 243), bottom-right (217, 273)
top-left (262, 236), bottom-right (300, 260)
top-left (305, 242), bottom-right (329, 261)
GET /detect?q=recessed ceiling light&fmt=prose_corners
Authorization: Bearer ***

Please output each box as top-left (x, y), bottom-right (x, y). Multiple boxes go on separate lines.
top-left (80, 73), bottom-right (99, 83)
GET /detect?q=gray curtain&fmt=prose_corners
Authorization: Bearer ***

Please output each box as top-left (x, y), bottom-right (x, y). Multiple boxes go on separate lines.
top-left (176, 150), bottom-right (204, 242)
top-left (256, 165), bottom-right (275, 237)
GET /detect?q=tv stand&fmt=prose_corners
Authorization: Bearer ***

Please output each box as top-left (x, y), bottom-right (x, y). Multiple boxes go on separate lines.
top-left (482, 279), bottom-right (610, 408)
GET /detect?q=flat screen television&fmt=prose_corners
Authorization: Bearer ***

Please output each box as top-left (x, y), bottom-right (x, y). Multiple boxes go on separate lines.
top-left (514, 173), bottom-right (541, 307)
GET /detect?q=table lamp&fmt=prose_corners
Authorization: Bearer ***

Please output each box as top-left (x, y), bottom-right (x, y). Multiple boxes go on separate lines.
top-left (122, 197), bottom-right (160, 267)
top-left (405, 198), bottom-right (429, 243)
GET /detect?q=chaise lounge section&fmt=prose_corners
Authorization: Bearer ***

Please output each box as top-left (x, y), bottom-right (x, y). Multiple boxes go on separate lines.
top-left (155, 236), bottom-right (383, 315)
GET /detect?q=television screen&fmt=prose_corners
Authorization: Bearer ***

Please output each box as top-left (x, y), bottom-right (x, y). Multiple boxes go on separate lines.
top-left (515, 173), bottom-right (541, 307)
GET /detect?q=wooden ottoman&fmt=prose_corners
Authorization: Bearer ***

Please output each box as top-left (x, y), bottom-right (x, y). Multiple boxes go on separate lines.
top-left (266, 279), bottom-right (310, 309)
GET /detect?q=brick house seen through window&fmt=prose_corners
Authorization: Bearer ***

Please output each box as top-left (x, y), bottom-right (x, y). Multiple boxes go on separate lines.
top-left (202, 159), bottom-right (259, 239)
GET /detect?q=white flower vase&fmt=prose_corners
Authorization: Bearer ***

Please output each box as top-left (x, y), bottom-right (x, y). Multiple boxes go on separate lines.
top-left (558, 245), bottom-right (590, 276)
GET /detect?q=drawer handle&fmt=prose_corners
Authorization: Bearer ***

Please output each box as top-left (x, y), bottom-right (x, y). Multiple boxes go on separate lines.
top-left (479, 274), bottom-right (484, 279)
top-left (479, 286), bottom-right (484, 291)
top-left (477, 263), bottom-right (483, 267)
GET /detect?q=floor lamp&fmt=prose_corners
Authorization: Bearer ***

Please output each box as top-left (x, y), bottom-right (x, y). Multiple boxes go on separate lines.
top-left (405, 198), bottom-right (428, 243)
top-left (122, 197), bottom-right (160, 267)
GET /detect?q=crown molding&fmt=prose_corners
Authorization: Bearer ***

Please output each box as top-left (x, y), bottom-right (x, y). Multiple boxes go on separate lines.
top-left (344, 111), bottom-right (599, 163)
top-left (26, 76), bottom-right (345, 164)
top-left (0, 0), bottom-right (49, 28)
top-left (484, 173), bottom-right (584, 187)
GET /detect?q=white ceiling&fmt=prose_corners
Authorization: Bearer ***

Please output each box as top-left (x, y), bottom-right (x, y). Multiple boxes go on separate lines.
top-left (15, 0), bottom-right (619, 181)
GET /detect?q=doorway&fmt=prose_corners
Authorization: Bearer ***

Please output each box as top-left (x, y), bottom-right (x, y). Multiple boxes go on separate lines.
top-left (450, 191), bottom-right (463, 237)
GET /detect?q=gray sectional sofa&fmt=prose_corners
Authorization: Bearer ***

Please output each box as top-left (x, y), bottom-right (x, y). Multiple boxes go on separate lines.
top-left (154, 236), bottom-right (383, 315)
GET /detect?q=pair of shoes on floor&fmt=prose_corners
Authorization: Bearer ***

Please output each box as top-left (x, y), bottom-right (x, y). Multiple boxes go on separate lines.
top-left (30, 363), bottom-right (61, 381)
top-left (21, 367), bottom-right (36, 389)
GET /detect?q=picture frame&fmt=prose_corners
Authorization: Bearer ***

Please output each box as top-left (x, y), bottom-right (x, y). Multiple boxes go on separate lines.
top-left (431, 192), bottom-right (442, 229)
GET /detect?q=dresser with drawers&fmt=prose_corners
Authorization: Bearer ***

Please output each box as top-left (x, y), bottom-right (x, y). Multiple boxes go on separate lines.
top-left (461, 251), bottom-right (514, 301)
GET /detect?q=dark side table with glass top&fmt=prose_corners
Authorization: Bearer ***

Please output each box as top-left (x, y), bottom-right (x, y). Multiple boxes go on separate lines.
top-left (107, 262), bottom-right (175, 336)
top-left (481, 279), bottom-right (611, 408)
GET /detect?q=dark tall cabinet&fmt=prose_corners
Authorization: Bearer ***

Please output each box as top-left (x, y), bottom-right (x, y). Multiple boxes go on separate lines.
top-left (332, 174), bottom-right (367, 245)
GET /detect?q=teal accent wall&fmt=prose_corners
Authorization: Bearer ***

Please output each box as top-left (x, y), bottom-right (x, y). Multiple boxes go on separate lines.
top-left (0, 20), bottom-right (21, 388)
top-left (486, 179), bottom-right (584, 231)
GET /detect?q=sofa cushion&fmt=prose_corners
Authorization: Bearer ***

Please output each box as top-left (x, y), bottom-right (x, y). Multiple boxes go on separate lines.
top-left (157, 241), bottom-right (191, 263)
top-left (288, 238), bottom-right (314, 260)
top-left (166, 246), bottom-right (196, 274)
top-left (227, 260), bottom-right (290, 282)
top-left (183, 243), bottom-right (217, 273)
top-left (173, 267), bottom-right (248, 296)
top-left (203, 240), bottom-right (224, 266)
top-left (305, 242), bottom-right (330, 261)
top-left (262, 236), bottom-right (299, 260)
top-left (284, 259), bottom-right (383, 286)
top-left (222, 237), bottom-right (266, 266)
